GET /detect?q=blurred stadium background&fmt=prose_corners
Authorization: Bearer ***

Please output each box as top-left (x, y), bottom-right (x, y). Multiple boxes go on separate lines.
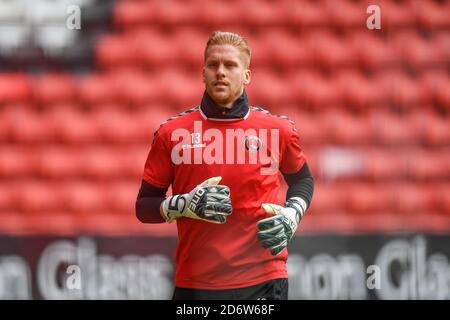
top-left (0, 0), bottom-right (449, 299)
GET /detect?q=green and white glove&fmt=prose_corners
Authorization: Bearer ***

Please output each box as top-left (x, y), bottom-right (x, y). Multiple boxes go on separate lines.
top-left (256, 197), bottom-right (307, 256)
top-left (160, 176), bottom-right (232, 224)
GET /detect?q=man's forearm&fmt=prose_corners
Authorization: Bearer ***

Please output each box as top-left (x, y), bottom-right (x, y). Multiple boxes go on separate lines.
top-left (283, 163), bottom-right (315, 211)
top-left (135, 180), bottom-right (167, 223)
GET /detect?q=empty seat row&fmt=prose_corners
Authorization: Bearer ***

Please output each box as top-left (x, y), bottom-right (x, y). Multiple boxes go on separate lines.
top-left (113, 0), bottom-right (450, 30)
top-left (0, 144), bottom-right (448, 182)
top-left (1, 104), bottom-right (449, 146)
top-left (95, 29), bottom-right (450, 69)
top-left (1, 70), bottom-right (449, 110)
top-left (0, 180), bottom-right (448, 216)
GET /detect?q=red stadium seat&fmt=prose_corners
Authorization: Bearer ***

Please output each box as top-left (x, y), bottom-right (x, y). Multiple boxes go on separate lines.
top-left (95, 34), bottom-right (137, 69)
top-left (153, 0), bottom-right (197, 25)
top-left (4, 105), bottom-right (56, 143)
top-left (248, 69), bottom-right (293, 106)
top-left (62, 181), bottom-right (106, 213)
top-left (286, 110), bottom-right (328, 145)
top-left (433, 183), bottom-right (450, 214)
top-left (0, 74), bottom-right (31, 104)
top-left (48, 106), bottom-right (100, 144)
top-left (25, 213), bottom-right (78, 235)
top-left (324, 0), bottom-right (364, 28)
top-left (95, 106), bottom-right (144, 143)
top-left (410, 109), bottom-right (450, 146)
top-left (350, 31), bottom-right (400, 68)
top-left (133, 29), bottom-right (178, 67)
top-left (378, 0), bottom-right (416, 28)
top-left (113, 0), bottom-right (154, 29)
top-left (391, 183), bottom-right (435, 214)
top-left (394, 31), bottom-right (446, 68)
top-left (77, 73), bottom-right (118, 106)
top-left (336, 71), bottom-right (384, 109)
top-left (364, 150), bottom-right (407, 180)
top-left (290, 71), bottom-right (341, 109)
top-left (259, 30), bottom-right (312, 67)
top-left (421, 71), bottom-right (450, 111)
top-left (288, 0), bottom-right (328, 27)
top-left (242, 0), bottom-right (285, 26)
top-left (310, 183), bottom-right (347, 214)
top-left (307, 31), bottom-right (355, 68)
top-left (37, 146), bottom-right (82, 178)
top-left (104, 182), bottom-right (140, 214)
top-left (157, 69), bottom-right (204, 106)
top-left (0, 183), bottom-right (18, 212)
top-left (414, 0), bottom-right (450, 29)
top-left (81, 146), bottom-right (123, 180)
top-left (371, 110), bottom-right (420, 145)
top-left (18, 181), bottom-right (63, 213)
top-left (0, 212), bottom-right (25, 235)
top-left (33, 73), bottom-right (77, 106)
top-left (173, 28), bottom-right (205, 67)
top-left (323, 109), bottom-right (374, 145)
top-left (407, 150), bottom-right (450, 181)
top-left (200, 0), bottom-right (242, 26)
top-left (345, 182), bottom-right (392, 214)
top-left (0, 146), bottom-right (35, 178)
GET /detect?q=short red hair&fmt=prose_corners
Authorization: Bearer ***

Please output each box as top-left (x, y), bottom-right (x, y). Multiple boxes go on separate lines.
top-left (204, 31), bottom-right (251, 68)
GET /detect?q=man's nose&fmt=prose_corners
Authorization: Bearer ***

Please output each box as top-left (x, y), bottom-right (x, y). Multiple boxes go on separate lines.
top-left (216, 64), bottom-right (226, 77)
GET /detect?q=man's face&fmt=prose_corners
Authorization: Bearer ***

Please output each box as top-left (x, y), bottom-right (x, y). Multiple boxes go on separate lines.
top-left (203, 44), bottom-right (251, 108)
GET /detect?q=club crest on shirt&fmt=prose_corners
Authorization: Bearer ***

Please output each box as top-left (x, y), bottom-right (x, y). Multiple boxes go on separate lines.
top-left (245, 135), bottom-right (262, 153)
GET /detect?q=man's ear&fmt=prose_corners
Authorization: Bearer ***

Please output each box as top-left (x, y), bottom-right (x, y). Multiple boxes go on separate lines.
top-left (202, 68), bottom-right (206, 84)
top-left (243, 69), bottom-right (251, 85)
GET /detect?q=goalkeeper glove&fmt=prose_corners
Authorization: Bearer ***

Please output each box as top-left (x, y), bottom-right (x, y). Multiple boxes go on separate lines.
top-left (256, 197), bottom-right (307, 256)
top-left (160, 176), bottom-right (232, 224)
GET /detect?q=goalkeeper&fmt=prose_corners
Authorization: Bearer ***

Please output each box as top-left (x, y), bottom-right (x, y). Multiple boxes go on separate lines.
top-left (135, 31), bottom-right (314, 300)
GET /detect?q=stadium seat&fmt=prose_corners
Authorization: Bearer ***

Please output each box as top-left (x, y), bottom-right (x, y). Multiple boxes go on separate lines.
top-left (0, 146), bottom-right (34, 178)
top-left (0, 212), bottom-right (25, 235)
top-left (288, 0), bottom-right (328, 27)
top-left (0, 183), bottom-right (18, 212)
top-left (37, 146), bottom-right (82, 178)
top-left (414, 0), bottom-right (450, 29)
top-left (104, 181), bottom-right (140, 213)
top-left (290, 71), bottom-right (341, 109)
top-left (307, 31), bottom-right (355, 68)
top-left (5, 106), bottom-right (56, 143)
top-left (363, 150), bottom-right (407, 180)
top-left (0, 74), bottom-right (31, 104)
top-left (378, 0), bottom-right (416, 28)
top-left (350, 31), bottom-right (400, 68)
top-left (407, 150), bottom-right (450, 180)
top-left (336, 71), bottom-right (383, 109)
top-left (324, 0), bottom-right (364, 28)
top-left (322, 109), bottom-right (373, 145)
top-left (48, 106), bottom-right (100, 144)
top-left (248, 69), bottom-right (293, 106)
top-left (242, 0), bottom-right (285, 26)
top-left (113, 0), bottom-right (153, 29)
top-left (371, 110), bottom-right (420, 145)
top-left (95, 34), bottom-right (137, 69)
top-left (33, 73), bottom-right (77, 105)
top-left (345, 182), bottom-right (392, 214)
top-left (394, 31), bottom-right (446, 68)
top-left (19, 181), bottom-right (62, 213)
top-left (157, 69), bottom-right (204, 106)
top-left (200, 0), bottom-right (242, 26)
top-left (133, 29), bottom-right (178, 67)
top-left (78, 73), bottom-right (118, 106)
top-left (62, 181), bottom-right (106, 213)
top-left (391, 183), bottom-right (435, 214)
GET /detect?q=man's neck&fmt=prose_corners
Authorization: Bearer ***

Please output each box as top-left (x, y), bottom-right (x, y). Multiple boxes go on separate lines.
top-left (200, 90), bottom-right (249, 120)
